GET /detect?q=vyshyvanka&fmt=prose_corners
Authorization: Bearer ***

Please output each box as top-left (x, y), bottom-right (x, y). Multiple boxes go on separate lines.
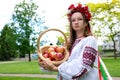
top-left (57, 36), bottom-right (112, 80)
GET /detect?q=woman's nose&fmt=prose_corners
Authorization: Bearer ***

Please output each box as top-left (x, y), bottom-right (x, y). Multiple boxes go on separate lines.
top-left (75, 20), bottom-right (79, 24)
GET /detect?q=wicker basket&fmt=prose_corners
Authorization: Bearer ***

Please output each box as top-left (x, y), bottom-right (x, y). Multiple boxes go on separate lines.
top-left (37, 28), bottom-right (69, 65)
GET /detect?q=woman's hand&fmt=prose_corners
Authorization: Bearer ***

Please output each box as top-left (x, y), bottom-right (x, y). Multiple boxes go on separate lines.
top-left (38, 57), bottom-right (45, 68)
top-left (38, 57), bottom-right (58, 71)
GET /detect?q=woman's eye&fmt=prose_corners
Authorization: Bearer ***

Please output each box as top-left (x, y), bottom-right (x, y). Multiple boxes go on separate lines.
top-left (71, 19), bottom-right (75, 22)
top-left (78, 18), bottom-right (83, 20)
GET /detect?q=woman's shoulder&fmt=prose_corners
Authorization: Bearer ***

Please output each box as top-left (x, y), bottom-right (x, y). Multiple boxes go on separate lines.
top-left (81, 36), bottom-right (98, 48)
top-left (84, 36), bottom-right (97, 41)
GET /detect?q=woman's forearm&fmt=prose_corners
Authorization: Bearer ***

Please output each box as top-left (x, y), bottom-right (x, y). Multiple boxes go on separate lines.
top-left (53, 66), bottom-right (58, 71)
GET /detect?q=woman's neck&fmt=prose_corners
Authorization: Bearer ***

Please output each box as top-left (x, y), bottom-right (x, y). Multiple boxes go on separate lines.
top-left (76, 30), bottom-right (84, 39)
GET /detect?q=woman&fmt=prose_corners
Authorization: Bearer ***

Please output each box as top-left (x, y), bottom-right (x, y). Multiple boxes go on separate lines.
top-left (38, 3), bottom-right (99, 80)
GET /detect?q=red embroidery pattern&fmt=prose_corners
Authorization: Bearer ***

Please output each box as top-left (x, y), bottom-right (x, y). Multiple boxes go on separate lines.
top-left (83, 46), bottom-right (97, 67)
top-left (72, 68), bottom-right (87, 79)
top-left (72, 47), bottom-right (97, 79)
top-left (70, 38), bottom-right (82, 55)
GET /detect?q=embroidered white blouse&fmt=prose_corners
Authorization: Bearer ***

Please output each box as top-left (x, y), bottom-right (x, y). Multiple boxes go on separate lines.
top-left (57, 36), bottom-right (99, 80)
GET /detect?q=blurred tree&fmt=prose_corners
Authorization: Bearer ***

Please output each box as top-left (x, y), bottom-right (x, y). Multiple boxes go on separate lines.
top-left (0, 24), bottom-right (18, 61)
top-left (88, 0), bottom-right (120, 59)
top-left (10, 0), bottom-right (48, 61)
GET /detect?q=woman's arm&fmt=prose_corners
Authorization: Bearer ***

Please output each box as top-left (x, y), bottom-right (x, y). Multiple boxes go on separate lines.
top-left (58, 36), bottom-right (98, 79)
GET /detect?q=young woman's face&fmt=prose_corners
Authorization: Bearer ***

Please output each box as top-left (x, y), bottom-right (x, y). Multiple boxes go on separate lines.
top-left (71, 12), bottom-right (86, 31)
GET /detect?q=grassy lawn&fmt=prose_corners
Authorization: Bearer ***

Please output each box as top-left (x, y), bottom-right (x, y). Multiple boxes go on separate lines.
top-left (101, 57), bottom-right (120, 77)
top-left (0, 60), bottom-right (57, 80)
top-left (0, 60), bottom-right (56, 74)
top-left (0, 58), bottom-right (120, 78)
top-left (0, 76), bottom-right (56, 80)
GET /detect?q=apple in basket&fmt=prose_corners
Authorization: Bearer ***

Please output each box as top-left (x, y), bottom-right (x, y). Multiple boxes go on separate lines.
top-left (55, 46), bottom-right (65, 53)
top-left (55, 52), bottom-right (64, 61)
top-left (48, 47), bottom-right (55, 52)
top-left (49, 51), bottom-right (56, 60)
top-left (42, 46), bottom-right (66, 61)
top-left (43, 51), bottom-right (49, 58)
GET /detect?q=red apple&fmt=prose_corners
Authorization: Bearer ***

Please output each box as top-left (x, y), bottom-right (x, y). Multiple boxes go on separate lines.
top-left (49, 51), bottom-right (56, 60)
top-left (48, 47), bottom-right (55, 53)
top-left (43, 53), bottom-right (49, 58)
top-left (43, 51), bottom-right (49, 58)
top-left (55, 46), bottom-right (65, 53)
top-left (55, 52), bottom-right (64, 61)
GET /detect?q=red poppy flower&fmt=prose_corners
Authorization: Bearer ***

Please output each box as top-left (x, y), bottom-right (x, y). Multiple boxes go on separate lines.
top-left (67, 3), bottom-right (92, 21)
top-left (68, 4), bottom-right (75, 10)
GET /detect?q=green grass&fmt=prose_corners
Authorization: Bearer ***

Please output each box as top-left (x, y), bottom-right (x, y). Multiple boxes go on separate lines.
top-left (0, 76), bottom-right (56, 80)
top-left (0, 60), bottom-right (57, 79)
top-left (101, 57), bottom-right (120, 77)
top-left (0, 61), bottom-right (56, 74)
top-left (0, 58), bottom-right (120, 77)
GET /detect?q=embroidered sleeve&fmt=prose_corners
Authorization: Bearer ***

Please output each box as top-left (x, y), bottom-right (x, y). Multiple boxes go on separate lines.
top-left (83, 46), bottom-right (97, 67)
top-left (72, 46), bottom-right (97, 79)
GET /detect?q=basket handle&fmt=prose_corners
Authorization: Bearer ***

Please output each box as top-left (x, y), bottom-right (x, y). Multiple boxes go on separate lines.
top-left (37, 28), bottom-right (68, 52)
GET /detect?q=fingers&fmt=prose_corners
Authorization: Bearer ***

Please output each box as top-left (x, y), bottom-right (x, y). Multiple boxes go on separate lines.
top-left (38, 57), bottom-right (48, 70)
top-left (38, 57), bottom-right (44, 67)
top-left (38, 57), bottom-right (55, 71)
top-left (38, 57), bottom-right (42, 62)
top-left (39, 61), bottom-right (49, 70)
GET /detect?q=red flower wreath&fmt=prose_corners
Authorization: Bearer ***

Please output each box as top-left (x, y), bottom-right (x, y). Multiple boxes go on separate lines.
top-left (67, 3), bottom-right (92, 21)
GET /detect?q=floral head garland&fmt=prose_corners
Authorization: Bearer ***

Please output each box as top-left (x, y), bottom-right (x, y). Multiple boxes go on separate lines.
top-left (67, 3), bottom-right (92, 21)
